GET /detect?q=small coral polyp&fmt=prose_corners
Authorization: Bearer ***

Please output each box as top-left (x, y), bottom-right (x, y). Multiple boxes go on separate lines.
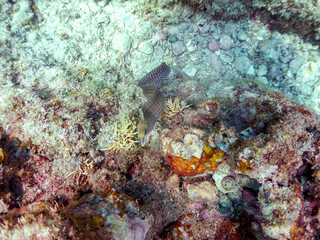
top-left (221, 176), bottom-right (236, 192)
top-left (165, 146), bottom-right (226, 176)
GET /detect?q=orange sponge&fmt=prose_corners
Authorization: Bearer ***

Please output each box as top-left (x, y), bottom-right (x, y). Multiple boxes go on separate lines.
top-left (166, 146), bottom-right (226, 176)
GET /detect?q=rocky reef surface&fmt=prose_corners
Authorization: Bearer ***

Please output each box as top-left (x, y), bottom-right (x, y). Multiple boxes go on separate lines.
top-left (0, 0), bottom-right (320, 239)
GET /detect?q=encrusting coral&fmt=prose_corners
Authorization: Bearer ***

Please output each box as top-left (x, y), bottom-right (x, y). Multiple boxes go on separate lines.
top-left (161, 127), bottom-right (227, 176)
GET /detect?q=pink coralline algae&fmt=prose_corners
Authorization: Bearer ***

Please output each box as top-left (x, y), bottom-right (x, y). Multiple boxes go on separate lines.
top-left (182, 99), bottom-right (220, 128)
top-left (208, 38), bottom-right (220, 51)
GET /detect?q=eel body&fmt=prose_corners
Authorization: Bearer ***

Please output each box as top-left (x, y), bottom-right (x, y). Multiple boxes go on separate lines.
top-left (137, 63), bottom-right (170, 146)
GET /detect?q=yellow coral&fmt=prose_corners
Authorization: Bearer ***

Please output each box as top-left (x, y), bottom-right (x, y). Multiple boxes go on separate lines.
top-left (165, 97), bottom-right (189, 118)
top-left (100, 89), bottom-right (113, 100)
top-left (166, 146), bottom-right (226, 176)
top-left (0, 148), bottom-right (7, 165)
top-left (102, 117), bottom-right (139, 152)
top-left (235, 159), bottom-right (252, 173)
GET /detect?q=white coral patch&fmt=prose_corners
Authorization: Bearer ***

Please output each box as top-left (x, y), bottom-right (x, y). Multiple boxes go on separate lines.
top-left (183, 134), bottom-right (204, 159)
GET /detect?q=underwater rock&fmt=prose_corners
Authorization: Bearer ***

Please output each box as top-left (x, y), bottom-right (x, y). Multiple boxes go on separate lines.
top-left (185, 181), bottom-right (218, 203)
top-left (138, 41), bottom-right (154, 55)
top-left (217, 195), bottom-right (234, 217)
top-left (0, 186), bottom-right (154, 239)
top-left (161, 128), bottom-right (205, 160)
top-left (208, 127), bottom-right (237, 153)
top-left (183, 99), bottom-right (220, 128)
top-left (218, 51), bottom-right (234, 64)
top-left (0, 201), bottom-right (65, 240)
top-left (182, 67), bottom-right (197, 77)
top-left (162, 210), bottom-right (243, 239)
top-left (219, 35), bottom-right (233, 49)
top-left (253, 0), bottom-right (320, 42)
top-left (66, 192), bottom-right (153, 240)
top-left (236, 101), bottom-right (319, 183)
top-left (257, 64), bottom-right (268, 76)
top-left (166, 173), bottom-right (180, 190)
top-left (257, 76), bottom-right (269, 85)
top-left (295, 61), bottom-right (320, 95)
top-left (237, 30), bottom-right (248, 41)
top-left (153, 46), bottom-right (165, 59)
top-left (258, 182), bottom-right (312, 239)
top-left (112, 32), bottom-right (132, 53)
top-left (157, 30), bottom-right (169, 40)
top-left (172, 41), bottom-right (186, 55)
top-left (234, 55), bottom-right (252, 75)
top-left (224, 22), bottom-right (237, 38)
top-left (186, 40), bottom-right (196, 52)
top-left (208, 38), bottom-right (220, 51)
top-left (289, 56), bottom-right (304, 74)
top-left (183, 133), bottom-right (204, 159)
top-left (260, 39), bottom-right (280, 61)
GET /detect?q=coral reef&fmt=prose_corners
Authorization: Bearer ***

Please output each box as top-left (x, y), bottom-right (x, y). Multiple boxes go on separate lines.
top-left (0, 191), bottom-right (153, 240)
top-left (180, 0), bottom-right (320, 43)
top-left (159, 87), bottom-right (320, 238)
top-left (1, 85), bottom-right (320, 239)
top-left (1, 0), bottom-right (320, 239)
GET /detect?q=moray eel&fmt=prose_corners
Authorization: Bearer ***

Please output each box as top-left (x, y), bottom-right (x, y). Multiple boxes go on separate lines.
top-left (137, 63), bottom-right (170, 146)
top-left (138, 62), bottom-right (171, 88)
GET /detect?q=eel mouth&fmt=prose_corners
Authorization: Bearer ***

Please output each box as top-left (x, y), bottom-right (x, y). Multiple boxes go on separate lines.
top-left (140, 134), bottom-right (147, 147)
top-left (137, 118), bottom-right (149, 147)
top-left (138, 130), bottom-right (147, 146)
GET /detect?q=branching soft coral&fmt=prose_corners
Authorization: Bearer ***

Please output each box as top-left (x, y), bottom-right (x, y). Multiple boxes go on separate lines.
top-left (102, 117), bottom-right (138, 152)
top-left (164, 97), bottom-right (189, 118)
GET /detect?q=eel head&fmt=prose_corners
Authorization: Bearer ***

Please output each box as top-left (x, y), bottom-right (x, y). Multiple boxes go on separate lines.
top-left (137, 118), bottom-right (149, 146)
